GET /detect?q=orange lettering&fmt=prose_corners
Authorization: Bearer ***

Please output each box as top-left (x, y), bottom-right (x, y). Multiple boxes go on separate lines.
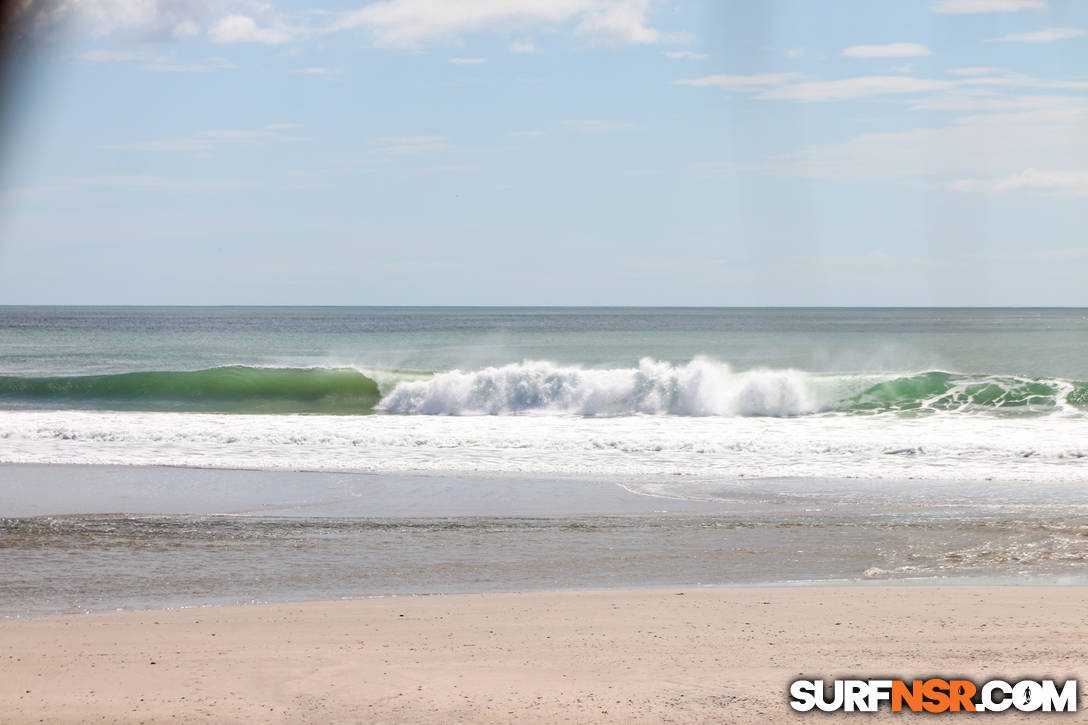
top-left (923, 679), bottom-right (951, 713)
top-left (892, 680), bottom-right (924, 712)
top-left (949, 680), bottom-right (977, 712)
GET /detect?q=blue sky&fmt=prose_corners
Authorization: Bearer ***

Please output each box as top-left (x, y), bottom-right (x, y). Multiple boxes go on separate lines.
top-left (1, 0), bottom-right (1087, 305)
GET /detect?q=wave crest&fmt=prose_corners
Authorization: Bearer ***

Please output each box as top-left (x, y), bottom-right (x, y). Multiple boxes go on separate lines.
top-left (376, 358), bottom-right (820, 416)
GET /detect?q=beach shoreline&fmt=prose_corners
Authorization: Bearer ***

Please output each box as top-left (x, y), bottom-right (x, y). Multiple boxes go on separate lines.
top-left (2, 586), bottom-right (1085, 723)
top-left (4, 463), bottom-right (1088, 617)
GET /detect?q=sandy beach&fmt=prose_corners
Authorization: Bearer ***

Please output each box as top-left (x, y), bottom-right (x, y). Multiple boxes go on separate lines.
top-left (2, 586), bottom-right (1085, 723)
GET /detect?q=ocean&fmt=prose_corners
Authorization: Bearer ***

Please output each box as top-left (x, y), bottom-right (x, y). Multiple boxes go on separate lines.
top-left (1, 307), bottom-right (1087, 615)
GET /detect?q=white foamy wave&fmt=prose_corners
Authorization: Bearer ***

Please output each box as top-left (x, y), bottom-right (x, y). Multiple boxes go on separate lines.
top-left (3, 409), bottom-right (1086, 484)
top-left (377, 357), bottom-right (822, 416)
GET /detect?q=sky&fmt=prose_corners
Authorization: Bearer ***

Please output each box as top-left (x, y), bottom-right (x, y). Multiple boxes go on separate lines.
top-left (1, 0), bottom-right (1087, 306)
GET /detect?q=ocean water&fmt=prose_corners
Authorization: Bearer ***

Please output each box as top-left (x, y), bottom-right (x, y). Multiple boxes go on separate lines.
top-left (1, 307), bottom-right (1087, 612)
top-left (1, 307), bottom-right (1086, 483)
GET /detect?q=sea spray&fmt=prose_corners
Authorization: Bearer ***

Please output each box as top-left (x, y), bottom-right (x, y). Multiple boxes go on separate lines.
top-left (0, 360), bottom-right (1084, 417)
top-left (377, 357), bottom-right (823, 416)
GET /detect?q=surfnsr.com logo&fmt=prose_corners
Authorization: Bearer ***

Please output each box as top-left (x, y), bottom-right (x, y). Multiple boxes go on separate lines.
top-left (789, 678), bottom-right (1077, 713)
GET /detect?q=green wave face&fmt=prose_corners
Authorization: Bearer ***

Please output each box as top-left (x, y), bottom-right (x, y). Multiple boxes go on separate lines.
top-left (0, 366), bottom-right (382, 414)
top-left (1, 365), bottom-right (1084, 417)
top-left (842, 371), bottom-right (1088, 415)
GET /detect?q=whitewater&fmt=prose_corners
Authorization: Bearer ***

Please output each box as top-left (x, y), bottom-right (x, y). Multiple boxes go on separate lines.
top-left (4, 308), bottom-right (1088, 607)
top-left (1, 307), bottom-right (1086, 485)
top-left (2, 405), bottom-right (1085, 483)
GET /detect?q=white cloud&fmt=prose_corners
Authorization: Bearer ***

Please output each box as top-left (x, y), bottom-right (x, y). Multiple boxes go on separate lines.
top-left (145, 56), bottom-right (235, 72)
top-left (574, 0), bottom-right (664, 44)
top-left (910, 92), bottom-right (1088, 111)
top-left (986, 28), bottom-right (1087, 43)
top-left (759, 76), bottom-right (955, 102)
top-left (288, 67), bottom-right (341, 76)
top-left (82, 49), bottom-right (153, 62)
top-left (676, 66), bottom-right (1088, 108)
top-left (673, 73), bottom-right (802, 90)
top-left (842, 43), bottom-right (931, 58)
top-left (332, 0), bottom-right (670, 49)
top-left (208, 14), bottom-right (294, 44)
top-left (376, 136), bottom-right (452, 154)
top-left (508, 130), bottom-right (547, 137)
top-left (83, 48), bottom-right (234, 72)
top-left (450, 57), bottom-right (487, 64)
top-left (560, 119), bottom-right (634, 132)
top-left (932, 0), bottom-right (1046, 13)
top-left (172, 19), bottom-right (200, 38)
top-left (144, 61), bottom-right (228, 72)
top-left (663, 50), bottom-right (707, 60)
top-left (54, 0), bottom-right (680, 53)
top-left (959, 72), bottom-right (1088, 90)
top-left (786, 47), bottom-right (820, 60)
top-left (103, 126), bottom-right (309, 153)
top-left (2, 174), bottom-right (245, 203)
top-left (411, 164), bottom-right (476, 175)
top-left (762, 108), bottom-right (1088, 187)
top-left (40, 0), bottom-right (217, 40)
top-left (948, 66), bottom-right (1002, 76)
top-left (950, 169), bottom-right (1088, 196)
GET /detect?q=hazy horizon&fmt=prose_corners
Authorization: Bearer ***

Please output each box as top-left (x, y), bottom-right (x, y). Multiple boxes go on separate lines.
top-left (2, 0), bottom-right (1087, 306)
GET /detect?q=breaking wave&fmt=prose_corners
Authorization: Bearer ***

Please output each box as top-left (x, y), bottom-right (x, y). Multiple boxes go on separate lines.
top-left (378, 358), bottom-right (822, 416)
top-left (378, 358), bottom-right (1088, 417)
top-left (1, 359), bottom-right (1085, 417)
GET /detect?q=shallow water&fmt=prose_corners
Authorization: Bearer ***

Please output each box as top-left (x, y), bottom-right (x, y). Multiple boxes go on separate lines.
top-left (1, 465), bottom-right (1085, 617)
top-left (1, 308), bottom-right (1086, 614)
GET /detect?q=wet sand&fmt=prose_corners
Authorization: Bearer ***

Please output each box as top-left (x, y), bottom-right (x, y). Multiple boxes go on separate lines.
top-left (2, 586), bottom-right (1086, 723)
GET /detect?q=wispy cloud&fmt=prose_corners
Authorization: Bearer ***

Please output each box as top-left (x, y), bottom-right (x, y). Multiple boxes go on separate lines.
top-left (83, 49), bottom-right (235, 73)
top-left (208, 14), bottom-right (295, 44)
top-left (102, 126), bottom-right (309, 153)
top-left (663, 50), bottom-right (708, 60)
top-left (910, 92), bottom-right (1088, 111)
top-left (676, 65), bottom-right (1088, 107)
top-left (376, 136), bottom-right (452, 155)
top-left (411, 164), bottom-right (476, 176)
top-left (331, 0), bottom-right (673, 49)
top-left (947, 66), bottom-right (1003, 76)
top-left (54, 0), bottom-right (685, 56)
top-left (145, 57), bottom-right (236, 73)
top-left (758, 76), bottom-right (954, 102)
top-left (949, 168), bottom-right (1088, 196)
top-left (82, 50), bottom-right (153, 62)
top-left (842, 43), bottom-right (931, 58)
top-left (508, 40), bottom-right (537, 54)
top-left (986, 28), bottom-right (1087, 43)
top-left (932, 0), bottom-right (1046, 13)
top-left (288, 67), bottom-right (342, 76)
top-left (35, 0), bottom-right (213, 40)
top-left (508, 130), bottom-right (547, 137)
top-left (673, 73), bottom-right (802, 90)
top-left (2, 175), bottom-right (245, 204)
top-left (450, 57), bottom-right (486, 65)
top-left (760, 107), bottom-right (1088, 189)
top-left (959, 72), bottom-right (1088, 90)
top-left (560, 120), bottom-right (634, 132)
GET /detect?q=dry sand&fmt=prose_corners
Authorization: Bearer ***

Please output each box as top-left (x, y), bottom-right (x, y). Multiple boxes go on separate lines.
top-left (2, 586), bottom-right (1086, 723)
